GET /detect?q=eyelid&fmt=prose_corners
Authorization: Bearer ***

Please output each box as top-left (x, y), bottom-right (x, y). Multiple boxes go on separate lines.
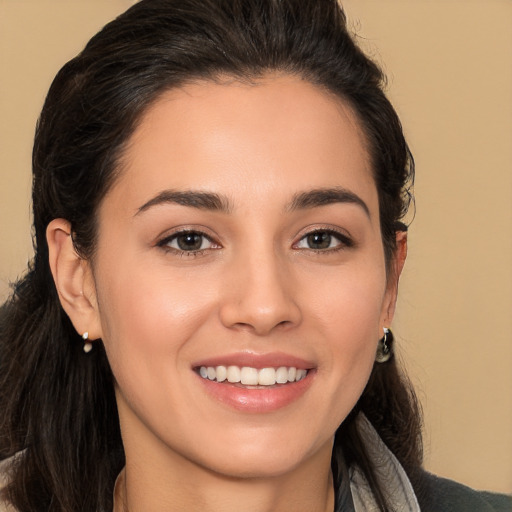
top-left (155, 224), bottom-right (219, 243)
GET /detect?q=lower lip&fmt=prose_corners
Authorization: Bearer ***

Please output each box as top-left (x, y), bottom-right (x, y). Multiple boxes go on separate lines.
top-left (196, 372), bottom-right (315, 413)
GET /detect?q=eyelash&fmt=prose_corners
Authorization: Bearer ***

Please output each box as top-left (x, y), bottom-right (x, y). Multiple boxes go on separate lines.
top-left (156, 227), bottom-right (354, 257)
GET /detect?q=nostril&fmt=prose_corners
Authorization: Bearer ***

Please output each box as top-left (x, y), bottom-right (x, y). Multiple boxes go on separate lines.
top-left (230, 322), bottom-right (256, 332)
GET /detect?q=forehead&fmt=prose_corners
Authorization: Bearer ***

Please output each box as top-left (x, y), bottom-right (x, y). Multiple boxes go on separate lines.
top-left (109, 74), bottom-right (376, 214)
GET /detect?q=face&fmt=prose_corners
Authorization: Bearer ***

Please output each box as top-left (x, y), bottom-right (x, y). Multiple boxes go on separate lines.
top-left (88, 75), bottom-right (395, 478)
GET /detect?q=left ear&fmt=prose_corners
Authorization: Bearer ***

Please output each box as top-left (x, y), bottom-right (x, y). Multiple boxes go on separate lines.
top-left (381, 230), bottom-right (408, 325)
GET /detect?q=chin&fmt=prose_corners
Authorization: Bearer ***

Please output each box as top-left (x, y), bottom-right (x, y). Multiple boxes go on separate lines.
top-left (190, 432), bottom-right (333, 480)
top-left (203, 454), bottom-right (306, 480)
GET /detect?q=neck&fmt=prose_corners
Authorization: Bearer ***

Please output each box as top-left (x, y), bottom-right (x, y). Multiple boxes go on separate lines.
top-left (117, 463), bottom-right (335, 512)
top-left (115, 437), bottom-right (335, 512)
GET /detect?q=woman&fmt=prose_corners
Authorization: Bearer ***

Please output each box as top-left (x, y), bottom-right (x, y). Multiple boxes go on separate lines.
top-left (0, 0), bottom-right (510, 511)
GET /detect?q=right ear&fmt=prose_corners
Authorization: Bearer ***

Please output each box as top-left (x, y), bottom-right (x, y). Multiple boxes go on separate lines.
top-left (47, 219), bottom-right (103, 340)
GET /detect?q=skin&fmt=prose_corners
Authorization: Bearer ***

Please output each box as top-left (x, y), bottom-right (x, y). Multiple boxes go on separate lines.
top-left (48, 74), bottom-right (406, 512)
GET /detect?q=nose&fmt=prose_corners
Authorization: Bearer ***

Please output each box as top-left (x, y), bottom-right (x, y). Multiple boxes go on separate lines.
top-left (219, 251), bottom-right (302, 336)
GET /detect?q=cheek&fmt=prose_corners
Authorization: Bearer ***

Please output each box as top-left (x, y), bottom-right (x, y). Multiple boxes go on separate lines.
top-left (307, 263), bottom-right (386, 411)
top-left (93, 259), bottom-right (218, 380)
top-left (307, 257), bottom-right (387, 340)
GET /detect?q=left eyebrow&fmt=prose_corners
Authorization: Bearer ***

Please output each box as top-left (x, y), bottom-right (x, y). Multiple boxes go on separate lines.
top-left (287, 187), bottom-right (370, 217)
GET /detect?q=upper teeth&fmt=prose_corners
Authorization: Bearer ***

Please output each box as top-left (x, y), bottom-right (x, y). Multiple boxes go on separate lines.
top-left (198, 366), bottom-right (308, 386)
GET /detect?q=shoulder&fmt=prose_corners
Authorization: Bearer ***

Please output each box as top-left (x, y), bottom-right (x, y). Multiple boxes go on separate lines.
top-left (418, 471), bottom-right (512, 512)
top-left (0, 456), bottom-right (19, 512)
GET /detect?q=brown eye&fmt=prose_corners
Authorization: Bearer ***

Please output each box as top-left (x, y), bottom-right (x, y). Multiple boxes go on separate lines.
top-left (295, 229), bottom-right (353, 251)
top-left (159, 231), bottom-right (217, 253)
top-left (306, 232), bottom-right (332, 249)
top-left (176, 233), bottom-right (204, 251)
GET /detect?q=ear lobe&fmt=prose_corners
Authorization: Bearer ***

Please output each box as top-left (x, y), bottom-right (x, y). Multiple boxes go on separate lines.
top-left (382, 231), bottom-right (408, 325)
top-left (47, 219), bottom-right (102, 340)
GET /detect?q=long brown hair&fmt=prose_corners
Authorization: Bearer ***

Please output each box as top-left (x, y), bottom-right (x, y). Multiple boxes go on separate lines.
top-left (0, 1), bottom-right (419, 510)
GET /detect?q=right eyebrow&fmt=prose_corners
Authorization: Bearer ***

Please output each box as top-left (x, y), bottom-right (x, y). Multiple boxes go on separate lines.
top-left (135, 189), bottom-right (233, 216)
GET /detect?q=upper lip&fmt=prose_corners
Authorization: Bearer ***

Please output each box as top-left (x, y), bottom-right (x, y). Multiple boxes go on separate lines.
top-left (192, 351), bottom-right (315, 370)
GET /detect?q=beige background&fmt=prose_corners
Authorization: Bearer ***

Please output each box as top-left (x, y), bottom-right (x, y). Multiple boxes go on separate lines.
top-left (1, 0), bottom-right (511, 494)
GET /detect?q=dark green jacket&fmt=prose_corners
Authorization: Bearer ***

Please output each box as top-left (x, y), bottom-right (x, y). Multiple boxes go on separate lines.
top-left (418, 471), bottom-right (512, 512)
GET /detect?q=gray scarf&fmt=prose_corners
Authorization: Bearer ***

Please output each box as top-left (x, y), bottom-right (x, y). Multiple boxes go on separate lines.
top-left (334, 414), bottom-right (421, 512)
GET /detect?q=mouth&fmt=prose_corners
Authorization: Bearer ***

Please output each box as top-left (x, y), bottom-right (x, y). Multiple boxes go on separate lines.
top-left (192, 354), bottom-right (315, 412)
top-left (196, 365), bottom-right (308, 387)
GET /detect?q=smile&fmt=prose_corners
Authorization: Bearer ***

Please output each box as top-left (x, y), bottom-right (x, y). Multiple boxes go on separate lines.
top-left (198, 365), bottom-right (308, 386)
